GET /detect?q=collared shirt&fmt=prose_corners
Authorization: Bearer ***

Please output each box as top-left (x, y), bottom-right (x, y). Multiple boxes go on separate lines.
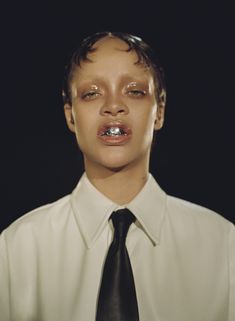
top-left (0, 173), bottom-right (234, 321)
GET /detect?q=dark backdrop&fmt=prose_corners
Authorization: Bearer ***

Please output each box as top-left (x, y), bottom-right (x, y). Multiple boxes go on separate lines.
top-left (1, 1), bottom-right (234, 231)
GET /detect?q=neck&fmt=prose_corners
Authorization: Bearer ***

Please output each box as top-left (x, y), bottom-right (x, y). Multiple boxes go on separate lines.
top-left (84, 160), bottom-right (149, 205)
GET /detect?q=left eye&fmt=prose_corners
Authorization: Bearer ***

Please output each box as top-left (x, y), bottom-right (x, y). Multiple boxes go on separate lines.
top-left (126, 90), bottom-right (146, 97)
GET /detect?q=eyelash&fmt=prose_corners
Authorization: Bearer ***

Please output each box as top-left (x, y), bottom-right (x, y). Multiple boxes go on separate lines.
top-left (126, 90), bottom-right (146, 97)
top-left (81, 91), bottom-right (101, 100)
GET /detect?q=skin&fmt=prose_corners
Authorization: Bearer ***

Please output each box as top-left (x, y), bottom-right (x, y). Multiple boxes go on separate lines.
top-left (64, 37), bottom-right (165, 204)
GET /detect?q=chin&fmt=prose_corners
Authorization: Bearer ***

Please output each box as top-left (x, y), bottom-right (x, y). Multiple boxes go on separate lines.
top-left (84, 151), bottom-right (133, 172)
top-left (84, 146), bottom-right (149, 172)
top-left (99, 156), bottom-right (131, 171)
top-left (105, 165), bottom-right (127, 173)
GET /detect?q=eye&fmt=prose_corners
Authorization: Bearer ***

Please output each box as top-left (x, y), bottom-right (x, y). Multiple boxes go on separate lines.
top-left (81, 91), bottom-right (101, 101)
top-left (126, 90), bottom-right (147, 98)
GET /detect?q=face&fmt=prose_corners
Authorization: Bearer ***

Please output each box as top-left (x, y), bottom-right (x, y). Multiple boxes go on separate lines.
top-left (64, 37), bottom-right (165, 172)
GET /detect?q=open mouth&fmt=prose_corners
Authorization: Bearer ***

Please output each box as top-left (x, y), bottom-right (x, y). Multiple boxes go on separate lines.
top-left (97, 123), bottom-right (132, 144)
top-left (101, 127), bottom-right (128, 136)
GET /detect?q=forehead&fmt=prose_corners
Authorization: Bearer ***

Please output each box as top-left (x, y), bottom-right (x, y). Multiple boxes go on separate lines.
top-left (90, 36), bottom-right (132, 55)
top-left (73, 37), bottom-right (152, 81)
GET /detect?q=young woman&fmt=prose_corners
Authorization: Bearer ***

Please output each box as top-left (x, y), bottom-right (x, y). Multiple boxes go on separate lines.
top-left (0, 31), bottom-right (234, 321)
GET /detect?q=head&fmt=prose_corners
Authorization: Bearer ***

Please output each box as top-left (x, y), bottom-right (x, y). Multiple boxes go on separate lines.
top-left (63, 32), bottom-right (166, 174)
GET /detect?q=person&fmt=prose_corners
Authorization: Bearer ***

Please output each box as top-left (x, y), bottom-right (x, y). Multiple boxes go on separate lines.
top-left (0, 31), bottom-right (234, 321)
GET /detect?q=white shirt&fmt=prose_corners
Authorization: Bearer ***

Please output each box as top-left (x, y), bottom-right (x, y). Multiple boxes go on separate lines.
top-left (0, 173), bottom-right (234, 321)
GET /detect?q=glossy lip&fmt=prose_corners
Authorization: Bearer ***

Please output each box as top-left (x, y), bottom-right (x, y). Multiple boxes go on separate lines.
top-left (97, 121), bottom-right (132, 145)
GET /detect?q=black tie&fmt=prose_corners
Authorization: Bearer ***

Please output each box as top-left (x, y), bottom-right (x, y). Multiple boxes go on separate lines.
top-left (96, 209), bottom-right (140, 321)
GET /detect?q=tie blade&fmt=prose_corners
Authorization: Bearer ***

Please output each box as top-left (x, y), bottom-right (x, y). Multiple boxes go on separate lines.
top-left (96, 209), bottom-right (139, 321)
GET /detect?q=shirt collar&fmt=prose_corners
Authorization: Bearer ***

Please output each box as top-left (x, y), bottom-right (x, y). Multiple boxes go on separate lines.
top-left (71, 173), bottom-right (166, 248)
top-left (126, 174), bottom-right (167, 246)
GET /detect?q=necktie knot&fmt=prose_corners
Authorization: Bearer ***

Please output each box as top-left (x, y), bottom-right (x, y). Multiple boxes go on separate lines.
top-left (111, 209), bottom-right (136, 242)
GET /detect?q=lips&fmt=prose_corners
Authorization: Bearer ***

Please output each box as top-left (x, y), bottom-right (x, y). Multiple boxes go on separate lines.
top-left (97, 121), bottom-right (132, 145)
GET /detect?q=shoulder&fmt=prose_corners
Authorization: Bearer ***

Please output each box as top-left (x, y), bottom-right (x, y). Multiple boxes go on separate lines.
top-left (165, 193), bottom-right (233, 236)
top-left (2, 194), bottom-right (72, 240)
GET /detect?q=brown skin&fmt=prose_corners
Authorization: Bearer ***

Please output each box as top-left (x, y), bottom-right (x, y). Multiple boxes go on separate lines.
top-left (64, 37), bottom-right (165, 204)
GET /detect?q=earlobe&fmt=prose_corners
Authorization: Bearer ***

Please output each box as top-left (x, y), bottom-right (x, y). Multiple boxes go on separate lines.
top-left (64, 103), bottom-right (76, 133)
top-left (154, 116), bottom-right (164, 130)
top-left (70, 115), bottom-right (75, 124)
top-left (154, 91), bottom-right (166, 131)
top-left (154, 105), bottom-right (165, 131)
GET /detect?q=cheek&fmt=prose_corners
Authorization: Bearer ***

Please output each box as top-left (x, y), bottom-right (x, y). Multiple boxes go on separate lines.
top-left (73, 108), bottom-right (97, 134)
top-left (135, 104), bottom-right (157, 130)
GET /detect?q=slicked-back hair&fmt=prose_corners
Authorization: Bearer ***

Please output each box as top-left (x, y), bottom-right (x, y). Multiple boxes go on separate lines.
top-left (62, 31), bottom-right (166, 106)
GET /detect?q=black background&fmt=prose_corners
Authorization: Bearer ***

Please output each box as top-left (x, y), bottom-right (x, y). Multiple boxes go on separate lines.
top-left (1, 1), bottom-right (234, 231)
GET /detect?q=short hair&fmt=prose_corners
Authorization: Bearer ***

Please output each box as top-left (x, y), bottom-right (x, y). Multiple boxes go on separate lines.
top-left (62, 31), bottom-right (166, 106)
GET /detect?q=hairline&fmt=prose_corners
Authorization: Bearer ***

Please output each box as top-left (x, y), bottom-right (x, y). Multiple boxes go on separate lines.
top-left (68, 40), bottom-right (158, 100)
top-left (63, 32), bottom-right (165, 105)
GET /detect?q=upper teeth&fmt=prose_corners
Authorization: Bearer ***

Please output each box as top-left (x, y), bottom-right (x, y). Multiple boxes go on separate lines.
top-left (104, 127), bottom-right (125, 136)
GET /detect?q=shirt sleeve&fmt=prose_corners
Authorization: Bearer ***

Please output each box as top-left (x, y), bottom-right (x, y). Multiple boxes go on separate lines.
top-left (0, 230), bottom-right (10, 321)
top-left (229, 222), bottom-right (235, 321)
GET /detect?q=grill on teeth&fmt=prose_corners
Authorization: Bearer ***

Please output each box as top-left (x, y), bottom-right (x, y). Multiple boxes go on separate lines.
top-left (104, 127), bottom-right (125, 136)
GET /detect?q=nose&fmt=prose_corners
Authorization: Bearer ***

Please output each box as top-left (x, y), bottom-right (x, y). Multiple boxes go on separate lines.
top-left (100, 95), bottom-right (129, 116)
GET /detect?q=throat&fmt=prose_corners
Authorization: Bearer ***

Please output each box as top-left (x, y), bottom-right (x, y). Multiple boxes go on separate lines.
top-left (86, 169), bottom-right (148, 205)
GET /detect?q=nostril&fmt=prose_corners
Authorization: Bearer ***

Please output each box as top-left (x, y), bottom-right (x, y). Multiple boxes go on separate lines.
top-left (100, 103), bottom-right (129, 116)
top-left (104, 108), bottom-right (125, 115)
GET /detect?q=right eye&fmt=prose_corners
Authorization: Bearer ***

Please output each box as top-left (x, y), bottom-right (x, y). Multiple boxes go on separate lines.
top-left (81, 91), bottom-right (101, 101)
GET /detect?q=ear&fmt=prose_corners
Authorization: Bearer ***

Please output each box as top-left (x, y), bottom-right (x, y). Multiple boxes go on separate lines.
top-left (154, 91), bottom-right (166, 130)
top-left (64, 103), bottom-right (76, 133)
